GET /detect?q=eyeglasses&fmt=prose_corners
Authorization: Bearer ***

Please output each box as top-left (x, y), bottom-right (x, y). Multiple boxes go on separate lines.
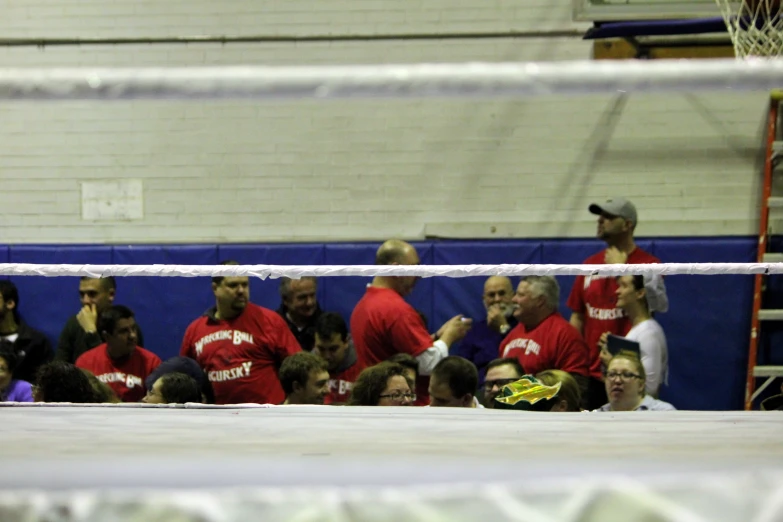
top-left (484, 378), bottom-right (518, 390)
top-left (606, 371), bottom-right (641, 381)
top-left (378, 391), bottom-right (416, 402)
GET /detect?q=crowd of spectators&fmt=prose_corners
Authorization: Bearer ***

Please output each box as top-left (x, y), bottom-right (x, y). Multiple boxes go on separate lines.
top-left (1, 199), bottom-right (734, 411)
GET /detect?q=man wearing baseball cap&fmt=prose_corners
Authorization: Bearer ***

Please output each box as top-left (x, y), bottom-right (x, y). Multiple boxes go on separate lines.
top-left (566, 198), bottom-right (660, 410)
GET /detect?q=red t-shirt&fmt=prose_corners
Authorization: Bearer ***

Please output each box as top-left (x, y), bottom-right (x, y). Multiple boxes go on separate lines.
top-left (75, 344), bottom-right (161, 403)
top-left (499, 312), bottom-right (589, 377)
top-left (351, 287), bottom-right (433, 365)
top-left (324, 361), bottom-right (363, 405)
top-left (351, 286), bottom-right (434, 405)
top-left (180, 303), bottom-right (301, 405)
top-left (566, 247), bottom-right (660, 378)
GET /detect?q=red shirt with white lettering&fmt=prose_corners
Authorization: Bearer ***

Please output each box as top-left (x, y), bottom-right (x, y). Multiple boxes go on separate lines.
top-left (498, 312), bottom-right (589, 377)
top-left (324, 361), bottom-right (363, 405)
top-left (180, 303), bottom-right (301, 405)
top-left (566, 247), bottom-right (660, 378)
top-left (75, 344), bottom-right (161, 402)
top-left (351, 286), bottom-right (434, 406)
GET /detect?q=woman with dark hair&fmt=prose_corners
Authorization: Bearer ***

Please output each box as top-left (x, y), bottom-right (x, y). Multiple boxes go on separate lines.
top-left (80, 368), bottom-right (121, 403)
top-left (599, 274), bottom-right (669, 397)
top-left (386, 353), bottom-right (419, 392)
top-left (0, 342), bottom-right (33, 402)
top-left (348, 362), bottom-right (415, 406)
top-left (34, 361), bottom-right (100, 403)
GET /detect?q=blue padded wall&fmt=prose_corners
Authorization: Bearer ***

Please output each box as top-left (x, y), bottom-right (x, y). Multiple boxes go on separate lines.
top-left (322, 244), bottom-right (379, 327)
top-left (112, 246), bottom-right (218, 358)
top-left (218, 244), bottom-right (326, 312)
top-left (2, 237), bottom-right (757, 411)
top-left (647, 238), bottom-right (755, 411)
top-left (431, 240), bottom-right (542, 329)
top-left (9, 246), bottom-right (113, 350)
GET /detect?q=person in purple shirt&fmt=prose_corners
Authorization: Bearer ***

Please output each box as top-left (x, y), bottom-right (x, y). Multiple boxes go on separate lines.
top-left (451, 276), bottom-right (517, 387)
top-left (0, 342), bottom-right (33, 402)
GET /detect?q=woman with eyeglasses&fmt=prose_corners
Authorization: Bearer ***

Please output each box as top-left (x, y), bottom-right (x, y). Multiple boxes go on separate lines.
top-left (348, 362), bottom-right (415, 406)
top-left (595, 351), bottom-right (675, 412)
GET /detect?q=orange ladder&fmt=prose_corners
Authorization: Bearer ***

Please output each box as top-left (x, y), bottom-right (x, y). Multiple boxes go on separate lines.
top-left (745, 90), bottom-right (783, 410)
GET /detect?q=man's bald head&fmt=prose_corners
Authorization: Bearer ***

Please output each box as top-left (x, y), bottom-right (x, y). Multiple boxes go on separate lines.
top-left (484, 276), bottom-right (512, 294)
top-left (376, 239), bottom-right (419, 266)
top-left (483, 275), bottom-right (514, 311)
top-left (373, 239), bottom-right (421, 297)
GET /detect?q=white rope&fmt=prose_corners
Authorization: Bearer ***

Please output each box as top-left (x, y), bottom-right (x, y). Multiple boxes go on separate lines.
top-left (2, 59), bottom-right (783, 100)
top-left (0, 262), bottom-right (779, 279)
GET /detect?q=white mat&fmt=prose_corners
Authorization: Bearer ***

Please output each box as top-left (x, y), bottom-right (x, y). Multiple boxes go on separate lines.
top-left (1, 404), bottom-right (782, 522)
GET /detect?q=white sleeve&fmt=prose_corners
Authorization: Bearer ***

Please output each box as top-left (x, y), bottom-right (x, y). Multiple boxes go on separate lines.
top-left (636, 328), bottom-right (666, 397)
top-left (415, 340), bottom-right (449, 376)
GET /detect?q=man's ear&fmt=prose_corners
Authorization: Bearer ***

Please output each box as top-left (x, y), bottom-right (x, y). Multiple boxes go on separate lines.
top-left (5, 299), bottom-right (16, 312)
top-left (462, 394), bottom-right (473, 407)
top-left (292, 380), bottom-right (303, 394)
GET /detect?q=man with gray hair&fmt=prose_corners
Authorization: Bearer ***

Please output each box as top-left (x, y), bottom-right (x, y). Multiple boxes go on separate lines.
top-left (499, 276), bottom-right (589, 402)
top-left (276, 276), bottom-right (322, 352)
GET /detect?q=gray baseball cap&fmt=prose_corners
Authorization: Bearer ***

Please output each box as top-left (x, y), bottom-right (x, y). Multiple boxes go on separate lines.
top-left (589, 198), bottom-right (637, 226)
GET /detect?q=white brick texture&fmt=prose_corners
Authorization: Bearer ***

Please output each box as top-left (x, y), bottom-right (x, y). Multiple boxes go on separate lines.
top-left (0, 0), bottom-right (764, 243)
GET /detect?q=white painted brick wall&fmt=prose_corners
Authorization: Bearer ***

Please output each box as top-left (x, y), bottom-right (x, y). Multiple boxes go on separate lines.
top-left (1, 0), bottom-right (581, 38)
top-left (0, 0), bottom-right (765, 243)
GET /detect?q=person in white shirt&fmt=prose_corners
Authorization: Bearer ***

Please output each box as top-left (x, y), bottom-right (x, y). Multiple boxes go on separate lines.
top-left (599, 274), bottom-right (669, 397)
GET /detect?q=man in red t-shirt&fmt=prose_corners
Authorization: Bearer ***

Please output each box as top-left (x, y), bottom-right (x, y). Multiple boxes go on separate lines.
top-left (180, 261), bottom-right (301, 405)
top-left (75, 305), bottom-right (161, 402)
top-left (500, 276), bottom-right (589, 405)
top-left (350, 239), bottom-right (472, 405)
top-left (312, 312), bottom-right (362, 405)
top-left (566, 198), bottom-right (661, 409)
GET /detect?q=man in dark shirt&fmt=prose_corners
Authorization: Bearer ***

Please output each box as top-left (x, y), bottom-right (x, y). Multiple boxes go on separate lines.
top-left (276, 276), bottom-right (322, 351)
top-left (56, 276), bottom-right (144, 363)
top-left (451, 276), bottom-right (517, 387)
top-left (0, 280), bottom-right (52, 382)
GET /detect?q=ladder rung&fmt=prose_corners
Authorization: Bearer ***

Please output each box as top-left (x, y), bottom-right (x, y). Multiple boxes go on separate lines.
top-left (763, 253), bottom-right (783, 262)
top-left (753, 365), bottom-right (783, 377)
top-left (758, 309), bottom-right (783, 320)
top-left (768, 197), bottom-right (783, 208)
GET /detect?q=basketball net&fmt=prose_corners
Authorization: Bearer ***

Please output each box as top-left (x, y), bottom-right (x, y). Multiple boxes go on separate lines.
top-left (716, 0), bottom-right (783, 57)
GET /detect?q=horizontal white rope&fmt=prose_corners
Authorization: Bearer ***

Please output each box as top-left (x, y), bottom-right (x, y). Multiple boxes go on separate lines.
top-left (0, 262), bottom-right (780, 278)
top-left (1, 59), bottom-right (783, 100)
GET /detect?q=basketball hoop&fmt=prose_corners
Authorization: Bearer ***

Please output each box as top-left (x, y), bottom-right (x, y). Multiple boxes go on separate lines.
top-left (716, 0), bottom-right (783, 57)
